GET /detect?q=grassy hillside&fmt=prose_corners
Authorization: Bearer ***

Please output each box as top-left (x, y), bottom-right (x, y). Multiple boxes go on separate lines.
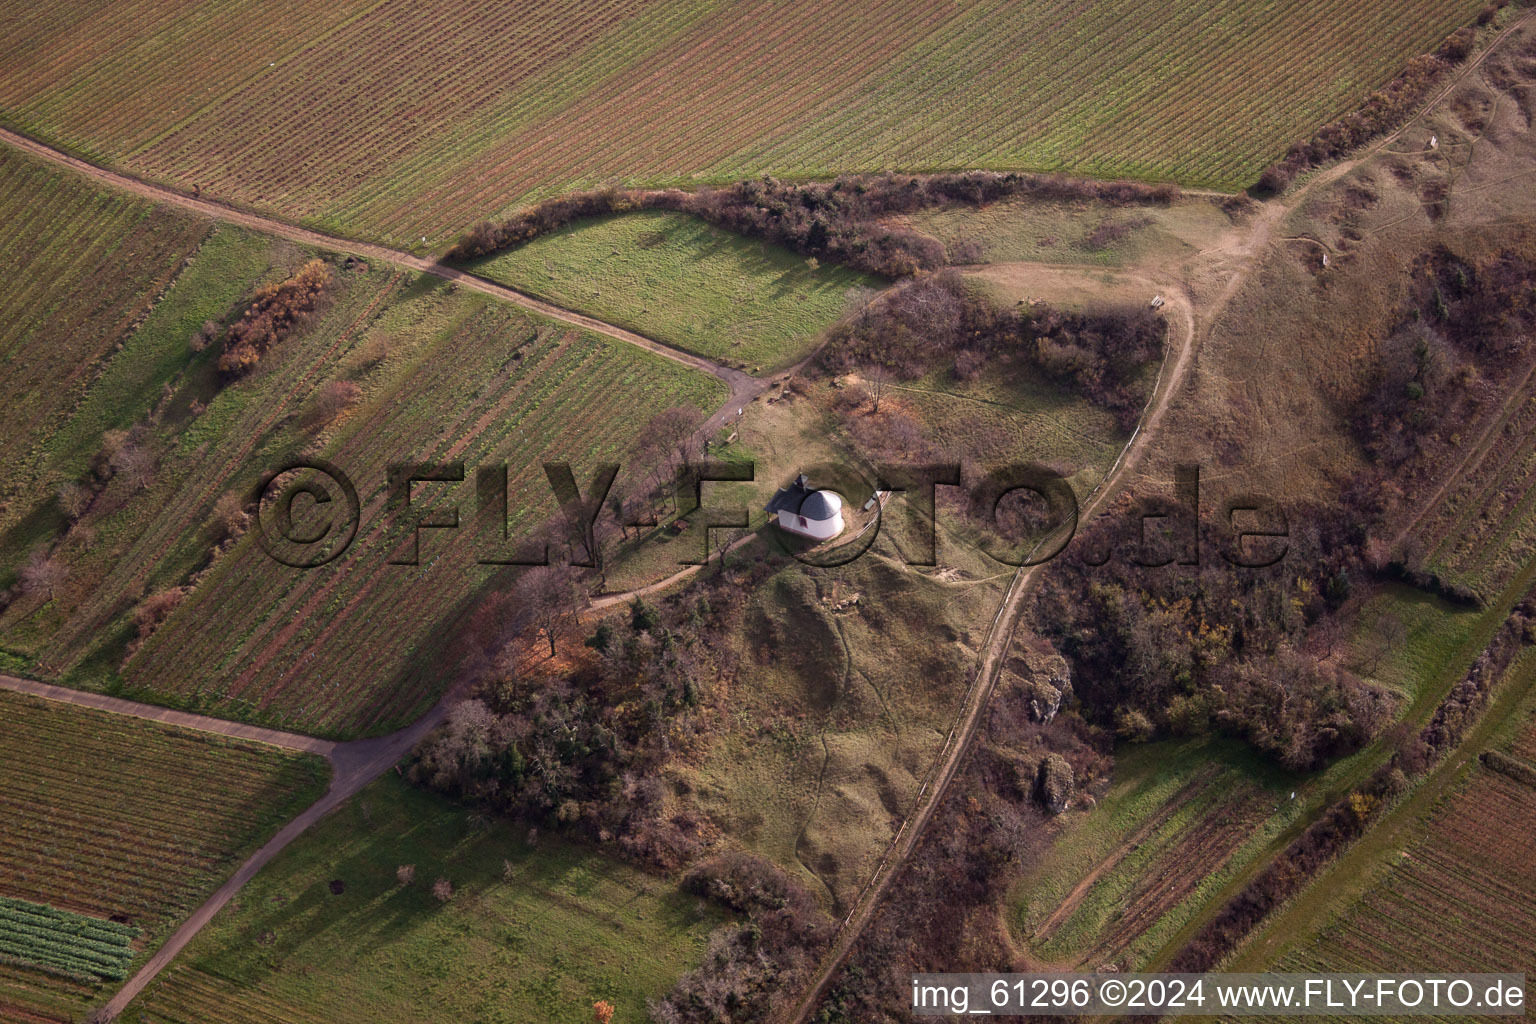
top-left (0, 0), bottom-right (1486, 245)
top-left (124, 776), bottom-right (723, 1024)
top-left (0, 690), bottom-right (328, 1021)
top-left (472, 210), bottom-right (878, 371)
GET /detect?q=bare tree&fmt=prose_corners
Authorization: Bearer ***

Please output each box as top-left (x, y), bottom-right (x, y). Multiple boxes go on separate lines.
top-left (864, 362), bottom-right (894, 413)
top-left (519, 564), bottom-right (584, 658)
top-left (19, 550), bottom-right (67, 601)
top-left (432, 877), bottom-right (454, 902)
top-left (645, 406), bottom-right (707, 479)
top-left (57, 482), bottom-right (90, 522)
top-left (110, 442), bottom-right (156, 492)
top-left (396, 864), bottom-right (416, 886)
top-left (303, 379), bottom-right (362, 431)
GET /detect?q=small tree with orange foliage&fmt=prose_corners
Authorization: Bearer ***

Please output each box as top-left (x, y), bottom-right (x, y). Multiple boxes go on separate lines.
top-left (592, 1000), bottom-right (615, 1024)
top-left (219, 260), bottom-right (332, 377)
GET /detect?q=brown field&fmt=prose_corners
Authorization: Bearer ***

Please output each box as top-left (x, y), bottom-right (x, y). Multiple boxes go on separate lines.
top-left (0, 0), bottom-right (1487, 246)
top-left (1263, 764), bottom-right (1536, 999)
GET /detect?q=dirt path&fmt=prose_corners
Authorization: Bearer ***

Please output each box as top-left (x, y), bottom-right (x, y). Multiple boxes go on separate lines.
top-left (776, 23), bottom-right (1536, 1005)
top-left (0, 675), bottom-right (334, 755)
top-left (782, 282), bottom-right (1200, 1023)
top-left (0, 670), bottom-right (457, 1014)
top-left (0, 126), bottom-right (762, 428)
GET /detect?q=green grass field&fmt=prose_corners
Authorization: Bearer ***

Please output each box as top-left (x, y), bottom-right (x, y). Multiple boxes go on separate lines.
top-left (0, 0), bottom-right (1487, 246)
top-left (472, 211), bottom-right (877, 371)
top-left (124, 776), bottom-right (723, 1024)
top-left (0, 690), bottom-right (328, 1020)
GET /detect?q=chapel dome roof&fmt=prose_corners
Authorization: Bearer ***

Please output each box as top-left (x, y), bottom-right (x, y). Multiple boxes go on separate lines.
top-left (799, 489), bottom-right (842, 521)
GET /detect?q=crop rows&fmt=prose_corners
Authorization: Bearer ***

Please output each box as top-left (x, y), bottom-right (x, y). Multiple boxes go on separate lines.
top-left (0, 0), bottom-right (380, 155)
top-left (0, 897), bottom-right (137, 982)
top-left (1416, 368), bottom-right (1536, 600)
top-left (124, 296), bottom-right (724, 738)
top-left (0, 959), bottom-right (92, 1023)
top-left (0, 0), bottom-right (1488, 246)
top-left (0, 148), bottom-right (208, 525)
top-left (11, 264), bottom-right (402, 684)
top-left (0, 690), bottom-right (327, 926)
top-left (129, 0), bottom-right (676, 232)
top-left (1274, 767), bottom-right (1536, 986)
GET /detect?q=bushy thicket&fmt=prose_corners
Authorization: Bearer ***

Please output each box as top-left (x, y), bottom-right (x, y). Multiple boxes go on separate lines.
top-left (217, 259), bottom-right (332, 377)
top-left (1173, 589), bottom-right (1536, 971)
top-left (821, 270), bottom-right (1164, 430)
top-left (412, 594), bottom-right (719, 869)
top-left (450, 171), bottom-right (1177, 277)
top-left (1354, 247), bottom-right (1536, 468)
top-left (410, 560), bottom-right (785, 870)
top-left (650, 853), bottom-right (835, 1024)
top-left (1255, 24), bottom-right (1484, 194)
top-left (1031, 494), bottom-right (1392, 772)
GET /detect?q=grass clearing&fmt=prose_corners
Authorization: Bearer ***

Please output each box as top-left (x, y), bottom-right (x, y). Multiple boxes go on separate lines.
top-left (471, 210), bottom-right (878, 372)
top-left (681, 544), bottom-right (1004, 912)
top-left (124, 776), bottom-right (723, 1024)
top-left (898, 198), bottom-right (1232, 269)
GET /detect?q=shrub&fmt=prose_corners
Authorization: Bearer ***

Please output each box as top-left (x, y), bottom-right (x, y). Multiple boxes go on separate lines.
top-left (820, 270), bottom-right (1164, 427)
top-left (18, 550), bottom-right (67, 600)
top-left (303, 379), bottom-right (362, 431)
top-left (1482, 750), bottom-right (1536, 787)
top-left (396, 864), bottom-right (415, 886)
top-left (1034, 753), bottom-right (1074, 813)
top-left (132, 588), bottom-right (188, 642)
top-left (448, 171), bottom-right (1177, 277)
top-left (432, 877), bottom-right (454, 902)
top-left (1252, 24), bottom-right (1479, 193)
top-left (218, 260), bottom-right (332, 378)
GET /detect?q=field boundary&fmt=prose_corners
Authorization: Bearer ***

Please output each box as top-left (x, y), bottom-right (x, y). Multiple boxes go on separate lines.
top-left (0, 126), bottom-right (762, 436)
top-left (0, 675), bottom-right (333, 756)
